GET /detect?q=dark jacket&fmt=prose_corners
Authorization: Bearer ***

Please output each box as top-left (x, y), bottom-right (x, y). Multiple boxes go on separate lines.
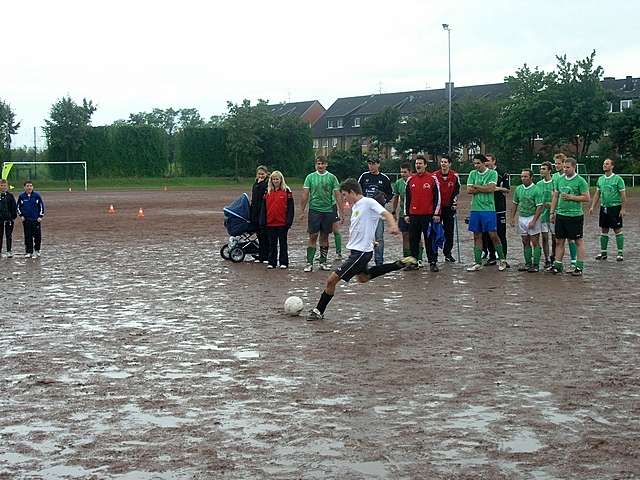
top-left (250, 180), bottom-right (268, 226)
top-left (0, 191), bottom-right (18, 221)
top-left (17, 191), bottom-right (45, 220)
top-left (358, 172), bottom-right (393, 206)
top-left (259, 187), bottom-right (294, 228)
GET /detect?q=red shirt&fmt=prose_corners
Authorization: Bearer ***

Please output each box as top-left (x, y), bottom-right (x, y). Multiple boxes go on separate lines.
top-left (406, 172), bottom-right (441, 216)
top-left (265, 188), bottom-right (292, 227)
top-left (432, 169), bottom-right (460, 208)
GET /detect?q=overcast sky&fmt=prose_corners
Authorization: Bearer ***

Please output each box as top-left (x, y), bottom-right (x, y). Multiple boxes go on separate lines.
top-left (4, 0), bottom-right (639, 148)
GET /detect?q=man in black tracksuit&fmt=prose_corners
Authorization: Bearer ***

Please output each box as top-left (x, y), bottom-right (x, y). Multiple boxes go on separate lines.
top-left (0, 179), bottom-right (18, 258)
top-left (482, 154), bottom-right (510, 265)
top-left (16, 180), bottom-right (45, 258)
top-left (358, 158), bottom-right (393, 265)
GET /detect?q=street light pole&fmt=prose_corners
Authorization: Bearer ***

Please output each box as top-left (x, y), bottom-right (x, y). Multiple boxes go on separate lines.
top-left (442, 23), bottom-right (452, 157)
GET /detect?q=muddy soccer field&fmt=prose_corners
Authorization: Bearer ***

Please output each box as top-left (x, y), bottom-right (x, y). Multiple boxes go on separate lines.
top-left (1, 187), bottom-right (639, 480)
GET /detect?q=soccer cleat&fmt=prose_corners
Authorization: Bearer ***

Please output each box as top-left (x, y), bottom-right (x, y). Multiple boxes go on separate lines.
top-left (307, 308), bottom-right (324, 321)
top-left (35, 251), bottom-right (41, 257)
top-left (6, 251), bottom-right (12, 258)
top-left (396, 256), bottom-right (418, 269)
top-left (566, 264), bottom-right (576, 273)
top-left (616, 254), bottom-right (624, 262)
top-left (335, 252), bottom-right (343, 260)
top-left (484, 258), bottom-right (497, 266)
top-left (571, 268), bottom-right (583, 277)
top-left (31, 253), bottom-right (37, 259)
top-left (444, 255), bottom-right (456, 263)
top-left (595, 253), bottom-right (607, 260)
top-left (303, 263), bottom-right (313, 272)
top-left (254, 258), bottom-right (262, 263)
top-left (548, 266), bottom-right (562, 274)
top-left (417, 260), bottom-right (424, 269)
top-left (498, 260), bottom-right (508, 271)
top-left (527, 265), bottom-right (539, 273)
top-left (279, 265), bottom-right (288, 269)
top-left (466, 263), bottom-right (483, 272)
top-left (319, 263), bottom-right (331, 271)
top-left (517, 264), bottom-right (530, 272)
top-left (25, 253), bottom-right (32, 258)
top-left (267, 265), bottom-right (275, 269)
top-left (429, 263), bottom-right (439, 272)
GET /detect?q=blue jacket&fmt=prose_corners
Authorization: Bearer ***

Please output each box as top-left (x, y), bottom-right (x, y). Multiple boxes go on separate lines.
top-left (17, 191), bottom-right (45, 220)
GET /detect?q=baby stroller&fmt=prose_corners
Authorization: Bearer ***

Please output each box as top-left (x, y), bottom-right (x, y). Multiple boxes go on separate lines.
top-left (221, 193), bottom-right (260, 263)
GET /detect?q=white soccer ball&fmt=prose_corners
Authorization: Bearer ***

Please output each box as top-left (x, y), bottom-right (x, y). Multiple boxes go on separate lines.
top-left (284, 296), bottom-right (304, 316)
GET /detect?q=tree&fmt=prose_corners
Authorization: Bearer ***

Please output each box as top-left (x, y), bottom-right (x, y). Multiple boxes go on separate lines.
top-left (363, 106), bottom-right (401, 160)
top-left (455, 96), bottom-right (500, 153)
top-left (44, 96), bottom-right (96, 165)
top-left (608, 102), bottom-right (640, 158)
top-left (0, 99), bottom-right (21, 161)
top-left (397, 104), bottom-right (448, 157)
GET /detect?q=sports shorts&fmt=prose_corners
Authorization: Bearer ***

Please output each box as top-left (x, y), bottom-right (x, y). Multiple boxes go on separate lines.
top-left (540, 221), bottom-right (551, 234)
top-left (518, 215), bottom-right (542, 236)
top-left (308, 206), bottom-right (339, 235)
top-left (599, 205), bottom-right (623, 230)
top-left (555, 214), bottom-right (584, 240)
top-left (468, 211), bottom-right (497, 233)
top-left (335, 250), bottom-right (373, 282)
top-left (398, 216), bottom-right (410, 233)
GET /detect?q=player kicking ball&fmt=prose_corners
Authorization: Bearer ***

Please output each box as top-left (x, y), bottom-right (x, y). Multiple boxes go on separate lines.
top-left (308, 179), bottom-right (417, 320)
top-left (510, 169), bottom-right (544, 272)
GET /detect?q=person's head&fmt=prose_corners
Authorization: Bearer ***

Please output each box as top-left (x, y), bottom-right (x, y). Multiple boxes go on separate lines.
top-left (315, 156), bottom-right (328, 173)
top-left (400, 162), bottom-right (411, 180)
top-left (339, 178), bottom-right (363, 204)
top-left (485, 153), bottom-right (496, 169)
top-left (563, 157), bottom-right (577, 176)
top-left (0, 179), bottom-right (7, 192)
top-left (473, 154), bottom-right (488, 172)
top-left (415, 154), bottom-right (427, 173)
top-left (521, 168), bottom-right (534, 186)
top-left (440, 155), bottom-right (451, 173)
top-left (603, 158), bottom-right (614, 173)
top-left (23, 181), bottom-right (33, 194)
top-left (268, 170), bottom-right (288, 192)
top-left (367, 157), bottom-right (380, 174)
top-left (256, 165), bottom-right (268, 182)
top-left (553, 153), bottom-right (567, 172)
top-left (540, 161), bottom-right (553, 179)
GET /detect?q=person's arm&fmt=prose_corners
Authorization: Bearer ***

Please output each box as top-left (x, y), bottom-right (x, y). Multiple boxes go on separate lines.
top-left (529, 204), bottom-right (544, 228)
top-left (452, 174), bottom-right (461, 209)
top-left (286, 189), bottom-right (295, 227)
top-left (404, 178), bottom-right (412, 220)
top-left (381, 209), bottom-right (399, 235)
top-left (37, 193), bottom-right (45, 221)
top-left (620, 189), bottom-right (627, 218)
top-left (16, 195), bottom-right (23, 219)
top-left (589, 188), bottom-right (600, 215)
top-left (9, 194), bottom-right (18, 220)
top-left (384, 176), bottom-right (394, 204)
top-left (510, 199), bottom-right (518, 227)
top-left (474, 182), bottom-right (497, 193)
top-left (333, 188), bottom-right (344, 224)
top-left (549, 190), bottom-right (559, 223)
top-left (298, 187), bottom-right (309, 220)
top-left (432, 179), bottom-right (441, 222)
top-left (391, 193), bottom-right (399, 218)
top-left (259, 194), bottom-right (267, 227)
top-left (496, 171), bottom-right (510, 193)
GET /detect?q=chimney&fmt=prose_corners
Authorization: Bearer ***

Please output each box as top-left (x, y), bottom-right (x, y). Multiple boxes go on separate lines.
top-left (623, 76), bottom-right (634, 92)
top-left (603, 76), bottom-right (616, 90)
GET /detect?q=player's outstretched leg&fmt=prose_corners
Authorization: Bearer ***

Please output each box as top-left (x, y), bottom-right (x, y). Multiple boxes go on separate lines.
top-left (368, 256), bottom-right (417, 280)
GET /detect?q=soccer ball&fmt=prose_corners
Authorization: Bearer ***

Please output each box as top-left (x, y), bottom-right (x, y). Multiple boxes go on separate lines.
top-left (284, 296), bottom-right (304, 316)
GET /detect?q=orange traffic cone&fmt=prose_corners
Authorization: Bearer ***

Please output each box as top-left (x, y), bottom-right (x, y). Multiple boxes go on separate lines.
top-left (108, 204), bottom-right (116, 214)
top-left (137, 208), bottom-right (145, 219)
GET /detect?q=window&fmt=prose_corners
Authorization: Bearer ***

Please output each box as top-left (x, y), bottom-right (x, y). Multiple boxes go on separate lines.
top-left (327, 119), bottom-right (335, 129)
top-left (353, 117), bottom-right (361, 127)
top-left (606, 101), bottom-right (613, 113)
top-left (336, 118), bottom-right (343, 128)
top-left (331, 138), bottom-right (338, 148)
top-left (621, 99), bottom-right (633, 111)
top-left (313, 138), bottom-right (319, 149)
top-left (322, 139), bottom-right (329, 147)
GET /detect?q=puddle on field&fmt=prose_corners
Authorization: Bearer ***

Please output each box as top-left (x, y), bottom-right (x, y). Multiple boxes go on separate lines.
top-left (448, 405), bottom-right (501, 432)
top-left (276, 438), bottom-right (344, 457)
top-left (234, 350), bottom-right (260, 360)
top-left (314, 396), bottom-right (352, 406)
top-left (500, 429), bottom-right (544, 453)
top-left (119, 403), bottom-right (194, 428)
top-left (348, 461), bottom-right (389, 477)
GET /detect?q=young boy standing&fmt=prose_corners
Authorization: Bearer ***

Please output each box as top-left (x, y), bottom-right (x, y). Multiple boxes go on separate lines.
top-left (16, 180), bottom-right (45, 258)
top-left (0, 179), bottom-right (18, 258)
top-left (307, 179), bottom-right (416, 320)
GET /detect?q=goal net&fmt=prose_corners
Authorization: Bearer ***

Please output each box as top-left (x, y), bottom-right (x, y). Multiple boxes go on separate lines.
top-left (1, 161), bottom-right (88, 191)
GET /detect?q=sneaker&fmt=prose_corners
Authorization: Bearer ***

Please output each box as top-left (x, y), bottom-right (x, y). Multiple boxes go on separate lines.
top-left (395, 256), bottom-right (418, 269)
top-left (505, 261), bottom-right (511, 269)
top-left (31, 253), bottom-right (37, 259)
top-left (25, 253), bottom-right (32, 258)
top-left (466, 263), bottom-right (483, 272)
top-left (543, 260), bottom-right (552, 270)
top-left (616, 254), bottom-right (624, 262)
top-left (484, 258), bottom-right (497, 266)
top-left (429, 263), bottom-right (439, 272)
top-left (595, 253), bottom-right (607, 260)
top-left (527, 265), bottom-right (539, 273)
top-left (417, 260), bottom-right (424, 269)
top-left (303, 263), bottom-right (313, 272)
top-left (6, 251), bottom-right (12, 258)
top-left (566, 264), bottom-right (576, 274)
top-left (267, 265), bottom-right (275, 269)
top-left (549, 266), bottom-right (562, 274)
top-left (35, 251), bottom-right (41, 258)
top-left (517, 264), bottom-right (530, 272)
top-left (254, 258), bottom-right (262, 263)
top-left (444, 255), bottom-right (456, 263)
top-left (571, 268), bottom-right (583, 277)
top-left (335, 252), bottom-right (343, 260)
top-left (319, 263), bottom-right (331, 271)
top-left (279, 265), bottom-right (288, 269)
top-left (307, 308), bottom-right (324, 321)
top-left (498, 260), bottom-right (508, 271)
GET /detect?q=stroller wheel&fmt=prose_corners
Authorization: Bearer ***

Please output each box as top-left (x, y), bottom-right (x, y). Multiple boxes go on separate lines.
top-left (229, 247), bottom-right (245, 263)
top-left (220, 244), bottom-right (231, 260)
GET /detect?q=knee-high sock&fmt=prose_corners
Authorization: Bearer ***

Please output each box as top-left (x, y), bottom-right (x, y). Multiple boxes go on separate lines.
top-left (616, 233), bottom-right (624, 254)
top-left (334, 232), bottom-right (342, 254)
top-left (306, 247), bottom-right (316, 264)
top-left (523, 246), bottom-right (532, 265)
top-left (600, 234), bottom-right (609, 253)
top-left (533, 246), bottom-right (542, 266)
top-left (474, 246), bottom-right (482, 264)
top-left (319, 246), bottom-right (329, 263)
top-left (569, 242), bottom-right (577, 263)
top-left (316, 291), bottom-right (334, 314)
top-left (494, 244), bottom-right (504, 260)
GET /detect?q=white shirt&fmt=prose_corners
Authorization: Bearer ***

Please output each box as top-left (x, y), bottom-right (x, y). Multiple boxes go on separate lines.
top-left (346, 197), bottom-right (386, 252)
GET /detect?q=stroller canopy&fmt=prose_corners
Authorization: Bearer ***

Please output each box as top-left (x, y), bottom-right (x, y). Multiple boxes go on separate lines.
top-left (223, 193), bottom-right (254, 236)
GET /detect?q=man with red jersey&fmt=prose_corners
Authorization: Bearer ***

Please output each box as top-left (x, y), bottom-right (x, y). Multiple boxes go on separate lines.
top-left (404, 155), bottom-right (442, 272)
top-left (432, 155), bottom-right (460, 263)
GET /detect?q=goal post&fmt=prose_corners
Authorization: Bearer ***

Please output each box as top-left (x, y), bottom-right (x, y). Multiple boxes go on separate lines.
top-left (1, 161), bottom-right (88, 191)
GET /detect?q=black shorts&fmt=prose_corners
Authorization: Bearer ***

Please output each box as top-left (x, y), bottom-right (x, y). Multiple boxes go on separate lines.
top-left (308, 207), bottom-right (339, 235)
top-left (599, 206), bottom-right (623, 230)
top-left (335, 250), bottom-right (373, 282)
top-left (555, 214), bottom-right (584, 240)
top-left (398, 216), bottom-right (410, 233)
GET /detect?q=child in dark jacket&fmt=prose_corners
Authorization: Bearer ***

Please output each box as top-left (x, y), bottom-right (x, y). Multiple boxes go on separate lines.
top-left (0, 178), bottom-right (18, 258)
top-left (260, 171), bottom-right (294, 269)
top-left (250, 165), bottom-right (270, 263)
